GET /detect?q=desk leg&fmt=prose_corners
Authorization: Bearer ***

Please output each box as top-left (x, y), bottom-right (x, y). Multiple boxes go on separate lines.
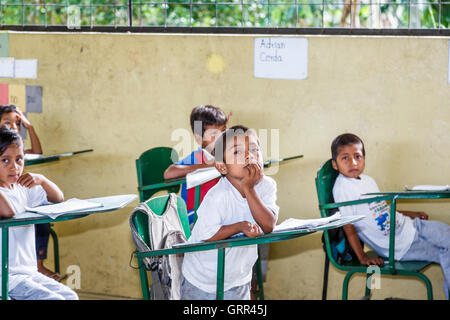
top-left (216, 248), bottom-right (225, 300)
top-left (1, 227), bottom-right (9, 300)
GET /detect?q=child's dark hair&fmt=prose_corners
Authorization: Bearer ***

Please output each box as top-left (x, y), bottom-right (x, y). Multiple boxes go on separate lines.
top-left (0, 104), bottom-right (18, 120)
top-left (190, 105), bottom-right (228, 137)
top-left (213, 125), bottom-right (255, 162)
top-left (331, 133), bottom-right (365, 160)
top-left (0, 126), bottom-right (23, 155)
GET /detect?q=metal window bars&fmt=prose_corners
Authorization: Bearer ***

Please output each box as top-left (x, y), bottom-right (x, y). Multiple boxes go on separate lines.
top-left (0, 0), bottom-right (448, 31)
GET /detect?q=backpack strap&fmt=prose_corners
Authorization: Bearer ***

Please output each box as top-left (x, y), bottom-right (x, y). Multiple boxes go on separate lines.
top-left (129, 203), bottom-right (158, 270)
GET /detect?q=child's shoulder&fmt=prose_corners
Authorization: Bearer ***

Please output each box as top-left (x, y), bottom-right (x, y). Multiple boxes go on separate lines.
top-left (335, 173), bottom-right (376, 183)
top-left (201, 177), bottom-right (231, 201)
top-left (177, 147), bottom-right (203, 165)
top-left (334, 174), bottom-right (379, 197)
top-left (334, 173), bottom-right (375, 188)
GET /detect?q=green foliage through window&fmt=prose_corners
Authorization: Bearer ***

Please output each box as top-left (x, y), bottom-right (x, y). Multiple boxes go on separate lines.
top-left (0, 0), bottom-right (448, 29)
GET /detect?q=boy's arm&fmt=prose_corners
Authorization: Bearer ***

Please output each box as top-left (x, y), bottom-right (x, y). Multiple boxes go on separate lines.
top-left (205, 221), bottom-right (262, 242)
top-left (0, 191), bottom-right (16, 218)
top-left (17, 173), bottom-right (64, 203)
top-left (398, 210), bottom-right (428, 220)
top-left (163, 163), bottom-right (214, 180)
top-left (343, 224), bottom-right (384, 266)
top-left (17, 109), bottom-right (43, 154)
top-left (242, 164), bottom-right (277, 234)
top-left (25, 126), bottom-right (43, 155)
top-left (244, 188), bottom-right (277, 234)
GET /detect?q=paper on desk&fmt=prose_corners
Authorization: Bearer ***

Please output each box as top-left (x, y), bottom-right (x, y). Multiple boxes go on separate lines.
top-left (273, 212), bottom-right (342, 232)
top-left (25, 198), bottom-right (103, 219)
top-left (409, 185), bottom-right (449, 191)
top-left (24, 153), bottom-right (43, 160)
top-left (186, 167), bottom-right (222, 189)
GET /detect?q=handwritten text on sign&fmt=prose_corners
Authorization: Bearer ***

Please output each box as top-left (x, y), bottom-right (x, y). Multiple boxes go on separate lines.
top-left (254, 37), bottom-right (308, 80)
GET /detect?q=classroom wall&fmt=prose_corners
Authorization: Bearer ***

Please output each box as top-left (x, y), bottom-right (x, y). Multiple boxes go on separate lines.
top-left (4, 31), bottom-right (449, 299)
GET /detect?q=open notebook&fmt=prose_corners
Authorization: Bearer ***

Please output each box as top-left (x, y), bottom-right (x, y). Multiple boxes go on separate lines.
top-left (186, 167), bottom-right (222, 189)
top-left (273, 212), bottom-right (343, 232)
top-left (24, 153), bottom-right (43, 161)
top-left (25, 198), bottom-right (103, 219)
top-left (406, 185), bottom-right (450, 191)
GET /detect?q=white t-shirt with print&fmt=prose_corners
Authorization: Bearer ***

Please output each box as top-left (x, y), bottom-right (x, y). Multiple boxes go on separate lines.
top-left (0, 184), bottom-right (48, 291)
top-left (182, 175), bottom-right (279, 294)
top-left (332, 173), bottom-right (416, 260)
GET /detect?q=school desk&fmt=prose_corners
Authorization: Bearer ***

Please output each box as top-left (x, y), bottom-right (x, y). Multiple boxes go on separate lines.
top-left (363, 190), bottom-right (450, 276)
top-left (134, 214), bottom-right (364, 300)
top-left (24, 149), bottom-right (94, 166)
top-left (0, 193), bottom-right (137, 300)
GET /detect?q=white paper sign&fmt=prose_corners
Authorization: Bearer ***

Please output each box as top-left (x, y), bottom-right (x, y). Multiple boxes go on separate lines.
top-left (0, 57), bottom-right (15, 78)
top-left (15, 59), bottom-right (38, 79)
top-left (254, 37), bottom-right (308, 80)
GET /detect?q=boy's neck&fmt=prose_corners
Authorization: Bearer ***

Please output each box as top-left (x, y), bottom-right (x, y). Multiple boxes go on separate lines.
top-left (0, 182), bottom-right (15, 189)
top-left (224, 175), bottom-right (247, 198)
top-left (341, 173), bottom-right (362, 180)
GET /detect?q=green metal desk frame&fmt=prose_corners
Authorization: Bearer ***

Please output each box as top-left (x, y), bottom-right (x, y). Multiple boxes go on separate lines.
top-left (134, 215), bottom-right (364, 300)
top-left (24, 149), bottom-right (94, 166)
top-left (0, 194), bottom-right (137, 300)
top-left (320, 190), bottom-right (450, 300)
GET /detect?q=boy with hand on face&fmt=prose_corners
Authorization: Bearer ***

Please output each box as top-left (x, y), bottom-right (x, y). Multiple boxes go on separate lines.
top-left (180, 125), bottom-right (279, 300)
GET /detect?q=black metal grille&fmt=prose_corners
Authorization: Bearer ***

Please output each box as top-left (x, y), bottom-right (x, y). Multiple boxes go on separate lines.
top-left (0, 0), bottom-right (448, 34)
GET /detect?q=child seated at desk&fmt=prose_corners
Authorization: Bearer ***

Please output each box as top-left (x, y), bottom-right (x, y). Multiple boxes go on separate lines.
top-left (0, 127), bottom-right (77, 300)
top-left (181, 125), bottom-right (279, 300)
top-left (0, 104), bottom-right (60, 281)
top-left (164, 105), bottom-right (229, 225)
top-left (331, 133), bottom-right (450, 299)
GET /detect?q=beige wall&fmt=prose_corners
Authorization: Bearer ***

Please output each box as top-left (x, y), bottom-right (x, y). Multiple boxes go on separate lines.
top-left (4, 31), bottom-right (450, 299)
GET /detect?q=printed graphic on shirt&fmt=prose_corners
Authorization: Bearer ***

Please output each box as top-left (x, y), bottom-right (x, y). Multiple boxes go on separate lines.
top-left (369, 201), bottom-right (391, 236)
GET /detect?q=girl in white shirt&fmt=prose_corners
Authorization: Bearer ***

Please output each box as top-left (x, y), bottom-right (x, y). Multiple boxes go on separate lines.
top-left (181, 125), bottom-right (279, 300)
top-left (0, 127), bottom-right (78, 300)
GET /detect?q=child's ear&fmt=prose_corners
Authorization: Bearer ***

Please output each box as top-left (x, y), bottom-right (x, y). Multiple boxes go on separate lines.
top-left (215, 162), bottom-right (227, 175)
top-left (331, 159), bottom-right (338, 171)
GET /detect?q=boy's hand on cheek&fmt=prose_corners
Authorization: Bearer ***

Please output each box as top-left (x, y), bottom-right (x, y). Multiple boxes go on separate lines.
top-left (241, 163), bottom-right (263, 191)
top-left (17, 173), bottom-right (44, 188)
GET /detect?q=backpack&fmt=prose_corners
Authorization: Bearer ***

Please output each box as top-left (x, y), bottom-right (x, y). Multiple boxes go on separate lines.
top-left (321, 209), bottom-right (362, 265)
top-left (130, 193), bottom-right (187, 300)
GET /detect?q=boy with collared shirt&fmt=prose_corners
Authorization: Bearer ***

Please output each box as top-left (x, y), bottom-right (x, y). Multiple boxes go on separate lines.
top-left (181, 125), bottom-right (279, 300)
top-left (331, 133), bottom-right (450, 299)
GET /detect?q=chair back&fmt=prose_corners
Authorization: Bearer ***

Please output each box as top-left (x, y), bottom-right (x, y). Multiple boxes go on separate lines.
top-left (131, 194), bottom-right (191, 246)
top-left (136, 147), bottom-right (180, 202)
top-left (315, 159), bottom-right (339, 217)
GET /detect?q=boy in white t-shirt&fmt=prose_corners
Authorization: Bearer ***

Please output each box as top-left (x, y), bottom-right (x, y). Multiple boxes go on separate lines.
top-left (0, 127), bottom-right (78, 300)
top-left (181, 125), bottom-right (279, 300)
top-left (331, 133), bottom-right (450, 298)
